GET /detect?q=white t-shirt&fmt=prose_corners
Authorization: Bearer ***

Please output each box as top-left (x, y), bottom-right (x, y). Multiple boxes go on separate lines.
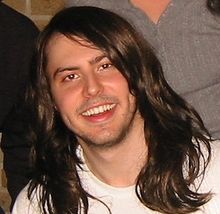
top-left (12, 140), bottom-right (220, 214)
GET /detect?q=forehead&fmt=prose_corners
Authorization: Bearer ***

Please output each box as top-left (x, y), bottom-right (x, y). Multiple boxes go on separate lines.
top-left (46, 33), bottom-right (97, 55)
top-left (45, 33), bottom-right (110, 76)
top-left (46, 33), bottom-right (105, 63)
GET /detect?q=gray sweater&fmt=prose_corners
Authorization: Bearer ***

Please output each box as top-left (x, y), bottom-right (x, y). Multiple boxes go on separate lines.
top-left (67, 0), bottom-right (220, 139)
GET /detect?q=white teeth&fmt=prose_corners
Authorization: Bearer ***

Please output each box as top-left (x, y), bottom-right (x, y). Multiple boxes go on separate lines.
top-left (82, 104), bottom-right (116, 116)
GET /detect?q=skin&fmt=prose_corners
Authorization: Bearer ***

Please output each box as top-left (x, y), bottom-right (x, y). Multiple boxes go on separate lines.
top-left (46, 34), bottom-right (147, 187)
top-left (131, 0), bottom-right (171, 24)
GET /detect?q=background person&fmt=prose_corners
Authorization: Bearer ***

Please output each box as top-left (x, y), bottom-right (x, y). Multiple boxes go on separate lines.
top-left (0, 1), bottom-right (39, 209)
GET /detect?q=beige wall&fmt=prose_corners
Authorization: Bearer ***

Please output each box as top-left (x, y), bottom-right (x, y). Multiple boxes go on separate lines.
top-left (0, 0), bottom-right (66, 212)
top-left (3, 0), bottom-right (65, 29)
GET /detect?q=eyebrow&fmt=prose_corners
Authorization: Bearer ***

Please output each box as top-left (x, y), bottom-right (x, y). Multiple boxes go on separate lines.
top-left (89, 54), bottom-right (107, 65)
top-left (53, 54), bottom-right (108, 78)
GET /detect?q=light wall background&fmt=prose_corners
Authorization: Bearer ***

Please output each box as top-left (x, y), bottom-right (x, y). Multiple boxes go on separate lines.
top-left (3, 0), bottom-right (65, 29)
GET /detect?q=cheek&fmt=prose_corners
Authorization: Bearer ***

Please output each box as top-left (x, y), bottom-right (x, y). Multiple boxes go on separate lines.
top-left (110, 73), bottom-right (130, 93)
top-left (128, 92), bottom-right (136, 104)
top-left (52, 88), bottom-right (78, 114)
top-left (116, 79), bottom-right (133, 102)
top-left (116, 77), bottom-right (135, 105)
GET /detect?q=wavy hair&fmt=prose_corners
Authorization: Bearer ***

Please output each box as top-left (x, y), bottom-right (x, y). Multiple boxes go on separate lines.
top-left (27, 6), bottom-right (212, 214)
top-left (207, 0), bottom-right (220, 14)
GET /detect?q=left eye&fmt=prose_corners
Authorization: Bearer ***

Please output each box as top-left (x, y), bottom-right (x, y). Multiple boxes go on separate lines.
top-left (99, 63), bottom-right (112, 70)
top-left (64, 73), bottom-right (79, 81)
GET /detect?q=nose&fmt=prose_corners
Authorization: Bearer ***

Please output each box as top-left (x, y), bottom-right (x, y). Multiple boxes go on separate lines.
top-left (83, 73), bottom-right (104, 97)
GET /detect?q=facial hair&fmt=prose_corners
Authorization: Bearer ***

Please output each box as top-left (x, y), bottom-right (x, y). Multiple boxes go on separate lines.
top-left (76, 108), bottom-right (138, 150)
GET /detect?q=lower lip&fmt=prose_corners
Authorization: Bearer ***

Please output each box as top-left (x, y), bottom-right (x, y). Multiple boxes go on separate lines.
top-left (82, 107), bottom-right (116, 123)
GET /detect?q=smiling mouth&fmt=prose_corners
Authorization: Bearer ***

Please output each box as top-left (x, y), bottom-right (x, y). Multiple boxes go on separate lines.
top-left (82, 104), bottom-right (116, 116)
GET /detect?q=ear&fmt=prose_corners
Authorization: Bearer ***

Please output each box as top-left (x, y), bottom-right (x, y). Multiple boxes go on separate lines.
top-left (54, 105), bottom-right (58, 111)
top-left (52, 98), bottom-right (58, 111)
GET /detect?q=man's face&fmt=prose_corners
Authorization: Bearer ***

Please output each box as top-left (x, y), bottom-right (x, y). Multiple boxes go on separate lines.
top-left (46, 34), bottom-right (143, 148)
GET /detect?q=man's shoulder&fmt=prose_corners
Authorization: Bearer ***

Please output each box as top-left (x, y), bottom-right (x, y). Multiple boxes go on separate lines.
top-left (12, 183), bottom-right (41, 214)
top-left (210, 140), bottom-right (220, 166)
top-left (202, 140), bottom-right (220, 188)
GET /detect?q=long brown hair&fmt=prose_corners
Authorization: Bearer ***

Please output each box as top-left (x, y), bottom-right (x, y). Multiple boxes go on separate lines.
top-left (207, 0), bottom-right (220, 14)
top-left (27, 6), bottom-right (212, 214)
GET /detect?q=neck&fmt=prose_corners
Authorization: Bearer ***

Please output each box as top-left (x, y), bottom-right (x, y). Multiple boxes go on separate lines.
top-left (80, 119), bottom-right (148, 187)
top-left (130, 0), bottom-right (172, 24)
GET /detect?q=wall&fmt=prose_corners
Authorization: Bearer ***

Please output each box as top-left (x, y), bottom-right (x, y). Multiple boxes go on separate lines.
top-left (0, 0), bottom-right (65, 212)
top-left (3, 0), bottom-right (65, 29)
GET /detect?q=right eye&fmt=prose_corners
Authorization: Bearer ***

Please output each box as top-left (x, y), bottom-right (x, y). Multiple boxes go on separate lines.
top-left (63, 73), bottom-right (80, 81)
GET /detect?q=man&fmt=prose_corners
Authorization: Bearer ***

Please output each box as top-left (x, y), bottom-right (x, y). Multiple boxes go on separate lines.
top-left (0, 1), bottom-right (39, 210)
top-left (12, 6), bottom-right (220, 214)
